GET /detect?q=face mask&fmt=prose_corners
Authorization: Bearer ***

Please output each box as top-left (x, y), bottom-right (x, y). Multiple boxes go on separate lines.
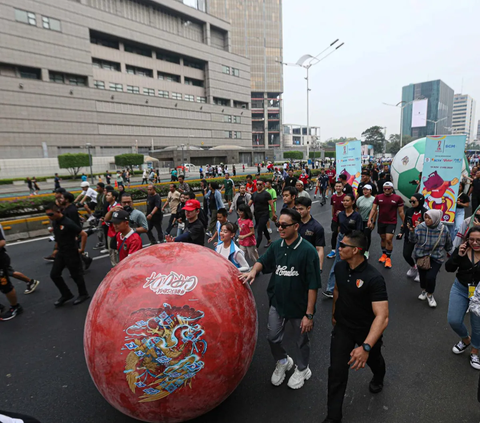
top-left (123, 206), bottom-right (133, 213)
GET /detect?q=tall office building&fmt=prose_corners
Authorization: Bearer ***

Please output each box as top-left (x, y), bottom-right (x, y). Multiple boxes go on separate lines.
top-left (208, 0), bottom-right (283, 159)
top-left (0, 0), bottom-right (252, 165)
top-left (401, 79), bottom-right (454, 139)
top-left (452, 94), bottom-right (476, 142)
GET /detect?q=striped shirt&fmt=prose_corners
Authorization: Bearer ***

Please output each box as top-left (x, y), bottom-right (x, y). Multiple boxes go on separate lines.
top-left (409, 222), bottom-right (452, 262)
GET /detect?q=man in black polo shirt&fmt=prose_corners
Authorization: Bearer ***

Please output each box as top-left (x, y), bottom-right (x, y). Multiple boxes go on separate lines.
top-left (146, 184), bottom-right (163, 244)
top-left (296, 197), bottom-right (325, 272)
top-left (241, 208), bottom-right (321, 390)
top-left (323, 231), bottom-right (389, 423)
top-left (338, 174), bottom-right (353, 195)
top-left (166, 199), bottom-right (205, 246)
top-left (357, 170), bottom-right (378, 198)
top-left (45, 203), bottom-right (90, 307)
top-left (249, 178), bottom-right (277, 248)
top-left (282, 169), bottom-right (298, 190)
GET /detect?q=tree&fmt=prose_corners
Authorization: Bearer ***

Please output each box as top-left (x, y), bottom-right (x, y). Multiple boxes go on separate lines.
top-left (386, 134), bottom-right (416, 155)
top-left (361, 126), bottom-right (386, 154)
top-left (115, 154), bottom-right (144, 168)
top-left (283, 151), bottom-right (303, 160)
top-left (58, 153), bottom-right (90, 178)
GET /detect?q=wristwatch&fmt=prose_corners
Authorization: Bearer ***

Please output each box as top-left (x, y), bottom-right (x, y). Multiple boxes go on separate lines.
top-left (305, 313), bottom-right (314, 320)
top-left (362, 343), bottom-right (372, 352)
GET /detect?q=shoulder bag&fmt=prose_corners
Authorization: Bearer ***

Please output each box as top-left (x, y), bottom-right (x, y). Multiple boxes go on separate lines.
top-left (417, 225), bottom-right (444, 270)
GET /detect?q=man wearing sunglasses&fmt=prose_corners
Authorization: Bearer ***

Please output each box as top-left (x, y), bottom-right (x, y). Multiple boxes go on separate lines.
top-left (249, 178), bottom-right (277, 248)
top-left (241, 208), bottom-right (321, 390)
top-left (323, 230), bottom-right (389, 423)
top-left (368, 181), bottom-right (405, 269)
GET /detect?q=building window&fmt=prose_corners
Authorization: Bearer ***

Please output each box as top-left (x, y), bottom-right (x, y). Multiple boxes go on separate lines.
top-left (232, 68), bottom-right (240, 77)
top-left (185, 94), bottom-right (195, 102)
top-left (234, 132), bottom-right (241, 139)
top-left (109, 83), bottom-right (123, 92)
top-left (222, 65), bottom-right (230, 75)
top-left (234, 101), bottom-right (249, 109)
top-left (126, 65), bottom-right (153, 78)
top-left (225, 131), bottom-right (232, 139)
top-left (92, 58), bottom-right (121, 72)
top-left (158, 90), bottom-right (169, 98)
top-left (233, 116), bottom-right (241, 123)
top-left (157, 71), bottom-right (180, 83)
top-left (124, 43), bottom-right (151, 58)
top-left (94, 80), bottom-right (105, 89)
top-left (42, 16), bottom-right (61, 31)
top-left (16, 66), bottom-right (40, 79)
top-left (224, 115), bottom-right (232, 123)
top-left (197, 96), bottom-right (206, 103)
top-left (15, 9), bottom-right (36, 26)
top-left (213, 97), bottom-right (229, 106)
top-left (157, 51), bottom-right (180, 64)
top-left (184, 59), bottom-right (203, 70)
top-left (127, 85), bottom-right (140, 94)
top-left (172, 92), bottom-right (182, 100)
top-left (184, 77), bottom-right (204, 87)
top-left (143, 88), bottom-right (155, 96)
top-left (90, 31), bottom-right (119, 49)
top-left (49, 71), bottom-right (86, 86)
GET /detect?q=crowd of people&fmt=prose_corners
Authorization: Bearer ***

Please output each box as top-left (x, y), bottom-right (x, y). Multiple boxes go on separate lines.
top-left (2, 161), bottom-right (480, 423)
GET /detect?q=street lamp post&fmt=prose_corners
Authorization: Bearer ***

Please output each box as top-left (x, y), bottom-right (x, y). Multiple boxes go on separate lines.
top-left (85, 143), bottom-right (94, 184)
top-left (427, 117), bottom-right (448, 136)
top-left (180, 144), bottom-right (185, 177)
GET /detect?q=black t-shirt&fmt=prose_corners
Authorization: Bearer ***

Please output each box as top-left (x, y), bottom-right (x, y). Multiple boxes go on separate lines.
top-left (472, 179), bottom-right (480, 197)
top-left (298, 216), bottom-right (325, 248)
top-left (357, 181), bottom-right (378, 197)
top-left (342, 183), bottom-right (353, 194)
top-left (53, 216), bottom-right (82, 253)
top-left (147, 194), bottom-right (162, 217)
top-left (252, 190), bottom-right (272, 216)
top-left (284, 177), bottom-right (297, 188)
top-left (457, 193), bottom-right (470, 209)
top-left (236, 194), bottom-right (247, 210)
top-left (63, 204), bottom-right (81, 228)
top-left (176, 218), bottom-right (205, 246)
top-left (209, 193), bottom-right (217, 210)
top-left (334, 259), bottom-right (388, 331)
top-left (0, 224), bottom-right (6, 256)
top-left (371, 168), bottom-right (379, 181)
top-left (377, 178), bottom-right (387, 194)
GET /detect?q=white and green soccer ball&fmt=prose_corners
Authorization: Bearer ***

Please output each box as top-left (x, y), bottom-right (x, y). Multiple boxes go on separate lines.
top-left (391, 137), bottom-right (468, 204)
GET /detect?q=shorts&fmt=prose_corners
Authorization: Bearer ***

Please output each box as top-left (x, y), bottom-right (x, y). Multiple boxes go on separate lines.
top-left (0, 255), bottom-right (14, 294)
top-left (330, 182), bottom-right (335, 189)
top-left (224, 193), bottom-right (233, 202)
top-left (377, 222), bottom-right (396, 235)
top-left (87, 201), bottom-right (97, 210)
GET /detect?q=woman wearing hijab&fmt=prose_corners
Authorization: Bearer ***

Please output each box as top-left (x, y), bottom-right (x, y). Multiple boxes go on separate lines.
top-left (453, 205), bottom-right (480, 250)
top-left (399, 193), bottom-right (427, 282)
top-left (408, 209), bottom-right (453, 308)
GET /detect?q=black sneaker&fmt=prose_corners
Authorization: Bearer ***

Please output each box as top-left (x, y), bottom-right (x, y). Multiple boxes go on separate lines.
top-left (0, 303), bottom-right (5, 314)
top-left (24, 279), bottom-right (40, 294)
top-left (322, 291), bottom-right (334, 299)
top-left (83, 256), bottom-right (93, 270)
top-left (0, 304), bottom-right (23, 321)
top-left (93, 242), bottom-right (105, 250)
top-left (44, 255), bottom-right (55, 262)
top-left (369, 378), bottom-right (384, 394)
top-left (322, 418), bottom-right (342, 423)
top-left (73, 294), bottom-right (91, 305)
top-left (265, 240), bottom-right (273, 248)
top-left (54, 294), bottom-right (74, 307)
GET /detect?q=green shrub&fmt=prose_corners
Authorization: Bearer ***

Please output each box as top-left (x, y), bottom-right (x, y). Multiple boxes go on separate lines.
top-left (284, 151), bottom-right (304, 160)
top-left (115, 154), bottom-right (144, 167)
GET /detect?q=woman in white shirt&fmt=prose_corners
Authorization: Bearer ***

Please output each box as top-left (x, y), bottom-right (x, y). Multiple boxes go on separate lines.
top-left (215, 222), bottom-right (249, 272)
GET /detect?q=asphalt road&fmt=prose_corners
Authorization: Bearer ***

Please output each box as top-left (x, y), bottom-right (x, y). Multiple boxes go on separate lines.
top-left (1, 194), bottom-right (479, 423)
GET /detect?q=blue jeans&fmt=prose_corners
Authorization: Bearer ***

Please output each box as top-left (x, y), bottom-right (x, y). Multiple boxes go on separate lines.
top-left (447, 279), bottom-right (480, 349)
top-left (453, 208), bottom-right (465, 241)
top-left (327, 233), bottom-right (345, 292)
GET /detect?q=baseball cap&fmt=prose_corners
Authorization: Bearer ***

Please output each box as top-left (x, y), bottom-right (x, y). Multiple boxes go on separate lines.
top-left (80, 181), bottom-right (90, 188)
top-left (361, 170), bottom-right (370, 176)
top-left (111, 210), bottom-right (129, 223)
top-left (384, 182), bottom-right (394, 188)
top-left (363, 184), bottom-right (372, 190)
top-left (296, 180), bottom-right (304, 185)
top-left (183, 199), bottom-right (201, 211)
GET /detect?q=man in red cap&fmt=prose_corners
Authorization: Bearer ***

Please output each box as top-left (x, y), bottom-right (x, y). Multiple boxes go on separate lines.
top-left (165, 199), bottom-right (205, 246)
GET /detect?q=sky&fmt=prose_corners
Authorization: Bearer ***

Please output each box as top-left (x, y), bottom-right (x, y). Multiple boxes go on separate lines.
top-left (282, 0), bottom-right (479, 141)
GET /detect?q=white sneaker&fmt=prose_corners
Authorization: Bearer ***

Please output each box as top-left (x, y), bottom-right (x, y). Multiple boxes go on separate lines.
top-left (471, 354), bottom-right (480, 370)
top-left (452, 340), bottom-right (470, 354)
top-left (407, 266), bottom-right (418, 278)
top-left (87, 215), bottom-right (96, 222)
top-left (414, 273), bottom-right (420, 283)
top-left (271, 356), bottom-right (294, 386)
top-left (427, 294), bottom-right (437, 308)
top-left (100, 249), bottom-right (109, 254)
top-left (418, 291), bottom-right (427, 301)
top-left (287, 366), bottom-right (312, 389)
top-left (268, 228), bottom-right (273, 234)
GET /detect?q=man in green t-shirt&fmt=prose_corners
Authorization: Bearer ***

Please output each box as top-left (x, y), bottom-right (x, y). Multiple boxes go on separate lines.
top-left (265, 179), bottom-right (277, 234)
top-left (221, 173), bottom-right (235, 209)
top-left (241, 208), bottom-right (321, 390)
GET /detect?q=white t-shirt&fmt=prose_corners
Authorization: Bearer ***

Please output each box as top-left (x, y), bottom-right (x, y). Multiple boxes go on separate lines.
top-left (80, 187), bottom-right (98, 202)
top-left (216, 242), bottom-right (249, 270)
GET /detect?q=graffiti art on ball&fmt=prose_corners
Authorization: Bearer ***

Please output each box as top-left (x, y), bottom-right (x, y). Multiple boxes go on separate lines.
top-left (122, 303), bottom-right (208, 403)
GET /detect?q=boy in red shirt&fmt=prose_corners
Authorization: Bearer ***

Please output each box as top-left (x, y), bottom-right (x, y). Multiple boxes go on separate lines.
top-left (327, 181), bottom-right (346, 259)
top-left (112, 210), bottom-right (143, 262)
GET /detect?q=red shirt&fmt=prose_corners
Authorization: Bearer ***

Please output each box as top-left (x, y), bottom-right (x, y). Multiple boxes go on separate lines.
top-left (411, 211), bottom-right (422, 227)
top-left (106, 202), bottom-right (118, 238)
top-left (331, 193), bottom-right (346, 222)
top-left (116, 229), bottom-right (142, 261)
top-left (373, 194), bottom-right (404, 224)
top-left (246, 181), bottom-right (257, 193)
top-left (326, 169), bottom-right (336, 184)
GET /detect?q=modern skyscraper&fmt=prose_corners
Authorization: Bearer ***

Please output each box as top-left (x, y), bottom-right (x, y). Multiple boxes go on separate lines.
top-left (452, 94), bottom-right (476, 142)
top-left (401, 79), bottom-right (454, 139)
top-left (208, 0), bottom-right (283, 158)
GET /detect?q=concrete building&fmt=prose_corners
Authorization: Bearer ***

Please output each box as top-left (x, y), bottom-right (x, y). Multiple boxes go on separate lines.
top-left (0, 0), bottom-right (254, 178)
top-left (401, 79), bottom-right (454, 139)
top-left (452, 94), bottom-right (476, 142)
top-left (207, 0), bottom-right (283, 157)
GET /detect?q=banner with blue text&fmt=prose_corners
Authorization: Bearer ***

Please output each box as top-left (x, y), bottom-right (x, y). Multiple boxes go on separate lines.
top-left (336, 140), bottom-right (362, 195)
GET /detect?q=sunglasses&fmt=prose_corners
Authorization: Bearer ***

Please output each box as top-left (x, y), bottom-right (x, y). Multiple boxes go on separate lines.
top-left (384, 187), bottom-right (393, 190)
top-left (410, 200), bottom-right (417, 204)
top-left (46, 212), bottom-right (55, 216)
top-left (339, 241), bottom-right (362, 250)
top-left (275, 222), bottom-right (296, 229)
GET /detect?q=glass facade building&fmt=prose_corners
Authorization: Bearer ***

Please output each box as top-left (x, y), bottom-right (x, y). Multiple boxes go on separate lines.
top-left (208, 0), bottom-right (283, 152)
top-left (401, 79), bottom-right (454, 139)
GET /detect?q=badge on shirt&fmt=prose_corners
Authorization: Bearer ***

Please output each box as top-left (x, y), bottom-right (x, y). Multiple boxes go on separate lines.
top-left (356, 279), bottom-right (364, 288)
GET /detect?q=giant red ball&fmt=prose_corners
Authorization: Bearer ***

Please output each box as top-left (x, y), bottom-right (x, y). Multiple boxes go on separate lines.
top-left (84, 243), bottom-right (258, 423)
